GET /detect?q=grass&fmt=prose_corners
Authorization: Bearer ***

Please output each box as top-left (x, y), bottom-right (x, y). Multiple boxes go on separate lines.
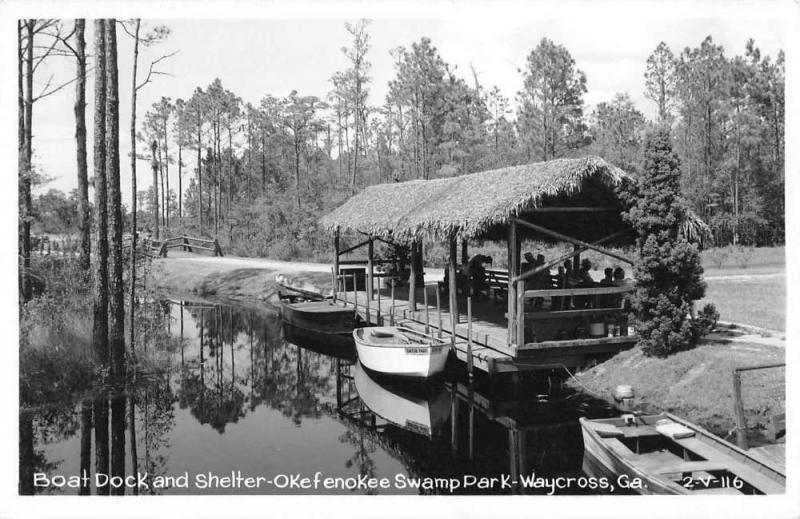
top-left (702, 274), bottom-right (785, 331)
top-left (570, 331), bottom-right (785, 443)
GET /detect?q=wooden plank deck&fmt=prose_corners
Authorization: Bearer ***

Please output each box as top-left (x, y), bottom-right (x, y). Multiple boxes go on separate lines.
top-left (337, 285), bottom-right (637, 375)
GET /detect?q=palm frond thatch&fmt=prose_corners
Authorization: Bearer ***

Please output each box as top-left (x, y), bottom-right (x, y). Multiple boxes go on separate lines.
top-left (319, 156), bottom-right (631, 243)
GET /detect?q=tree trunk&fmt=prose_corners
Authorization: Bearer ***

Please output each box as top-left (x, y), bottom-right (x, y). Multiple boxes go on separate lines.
top-left (74, 19), bottom-right (91, 271)
top-left (110, 395), bottom-right (126, 495)
top-left (20, 20), bottom-right (34, 302)
top-left (92, 19), bottom-right (109, 368)
top-left (129, 19), bottom-right (140, 358)
top-left (178, 142), bottom-right (182, 221)
top-left (151, 140), bottom-right (159, 239)
top-left (163, 116), bottom-right (170, 229)
top-left (351, 84), bottom-right (360, 195)
top-left (94, 396), bottom-right (109, 495)
top-left (79, 399), bottom-right (92, 495)
top-left (294, 135), bottom-right (301, 208)
top-left (197, 125), bottom-right (202, 232)
top-left (105, 19), bottom-right (126, 384)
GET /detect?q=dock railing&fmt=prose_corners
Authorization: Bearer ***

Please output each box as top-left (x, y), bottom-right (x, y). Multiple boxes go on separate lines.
top-left (732, 363), bottom-right (786, 449)
top-left (514, 284), bottom-right (635, 347)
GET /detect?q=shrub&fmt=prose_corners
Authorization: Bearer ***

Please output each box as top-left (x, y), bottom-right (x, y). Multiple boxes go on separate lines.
top-left (623, 128), bottom-right (708, 357)
top-left (692, 302), bottom-right (720, 341)
top-left (705, 246), bottom-right (730, 269)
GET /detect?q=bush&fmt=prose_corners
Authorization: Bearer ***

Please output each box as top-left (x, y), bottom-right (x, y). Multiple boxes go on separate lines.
top-left (692, 302), bottom-right (719, 341)
top-left (705, 246), bottom-right (730, 269)
top-left (733, 245), bottom-right (754, 269)
top-left (624, 128), bottom-right (708, 358)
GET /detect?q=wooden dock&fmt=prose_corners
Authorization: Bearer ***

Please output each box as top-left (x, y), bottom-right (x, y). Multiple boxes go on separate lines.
top-left (337, 283), bottom-right (637, 376)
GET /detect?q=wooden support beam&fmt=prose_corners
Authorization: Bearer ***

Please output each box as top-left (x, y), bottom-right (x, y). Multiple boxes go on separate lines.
top-left (367, 236), bottom-right (374, 301)
top-left (408, 240), bottom-right (418, 311)
top-left (513, 217), bottom-right (635, 266)
top-left (461, 239), bottom-right (468, 265)
top-left (507, 221), bottom-right (517, 345)
top-left (338, 238), bottom-right (371, 256)
top-left (448, 236), bottom-right (459, 346)
top-left (529, 206), bottom-right (617, 212)
top-left (516, 280), bottom-right (525, 347)
top-left (732, 370), bottom-right (748, 449)
top-left (333, 227), bottom-right (340, 291)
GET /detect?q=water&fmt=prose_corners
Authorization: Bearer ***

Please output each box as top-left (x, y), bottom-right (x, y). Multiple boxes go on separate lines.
top-left (20, 299), bottom-right (619, 495)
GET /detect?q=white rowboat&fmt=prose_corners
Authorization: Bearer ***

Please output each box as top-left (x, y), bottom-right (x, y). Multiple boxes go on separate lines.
top-left (353, 326), bottom-right (450, 378)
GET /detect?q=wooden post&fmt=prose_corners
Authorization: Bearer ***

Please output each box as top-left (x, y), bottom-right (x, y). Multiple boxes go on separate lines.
top-left (448, 237), bottom-right (459, 348)
top-left (376, 279), bottom-right (381, 324)
top-left (365, 283), bottom-right (371, 325)
top-left (331, 267), bottom-right (337, 303)
top-left (436, 285), bottom-right (442, 339)
top-left (733, 370), bottom-right (748, 449)
top-left (424, 284), bottom-right (430, 334)
top-left (517, 279), bottom-right (526, 346)
top-left (461, 239), bottom-right (468, 265)
top-left (390, 281), bottom-right (395, 326)
top-left (507, 221), bottom-right (518, 345)
top-left (352, 273), bottom-right (357, 310)
top-left (333, 227), bottom-right (340, 292)
top-left (367, 236), bottom-right (374, 301)
top-left (408, 241), bottom-right (418, 312)
top-left (467, 296), bottom-right (474, 378)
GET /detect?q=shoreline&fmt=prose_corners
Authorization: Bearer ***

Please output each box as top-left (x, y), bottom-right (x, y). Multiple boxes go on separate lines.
top-left (149, 253), bottom-right (785, 444)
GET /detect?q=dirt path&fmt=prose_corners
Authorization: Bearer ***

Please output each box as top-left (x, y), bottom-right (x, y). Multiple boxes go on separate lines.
top-left (149, 253), bottom-right (332, 303)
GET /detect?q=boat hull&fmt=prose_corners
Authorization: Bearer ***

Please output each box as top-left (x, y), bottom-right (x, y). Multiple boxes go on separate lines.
top-left (353, 328), bottom-right (450, 378)
top-left (580, 413), bottom-right (786, 495)
top-left (580, 421), bottom-right (681, 495)
top-left (280, 300), bottom-right (355, 335)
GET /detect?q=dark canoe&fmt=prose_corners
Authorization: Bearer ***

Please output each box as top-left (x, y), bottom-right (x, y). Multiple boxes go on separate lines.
top-left (580, 412), bottom-right (785, 495)
top-left (279, 299), bottom-right (356, 336)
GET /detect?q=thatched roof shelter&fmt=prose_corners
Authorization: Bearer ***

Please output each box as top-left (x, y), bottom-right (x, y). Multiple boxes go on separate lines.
top-left (320, 156), bottom-right (634, 244)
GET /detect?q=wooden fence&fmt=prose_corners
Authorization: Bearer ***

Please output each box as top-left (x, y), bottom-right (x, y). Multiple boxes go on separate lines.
top-left (150, 235), bottom-right (224, 258)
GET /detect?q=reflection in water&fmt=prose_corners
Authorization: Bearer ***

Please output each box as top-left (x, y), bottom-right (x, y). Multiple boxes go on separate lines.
top-left (353, 363), bottom-right (450, 438)
top-left (21, 299), bottom-right (618, 495)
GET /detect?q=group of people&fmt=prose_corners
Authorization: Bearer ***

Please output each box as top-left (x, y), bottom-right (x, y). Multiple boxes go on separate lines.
top-left (521, 252), bottom-right (630, 310)
top-left (441, 253), bottom-right (494, 299)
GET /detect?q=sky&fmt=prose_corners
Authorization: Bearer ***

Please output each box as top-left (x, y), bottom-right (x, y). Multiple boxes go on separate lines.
top-left (18, 3), bottom-right (788, 204)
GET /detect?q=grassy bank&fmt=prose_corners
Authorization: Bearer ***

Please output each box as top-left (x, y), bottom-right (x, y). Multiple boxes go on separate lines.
top-left (568, 328), bottom-right (785, 444)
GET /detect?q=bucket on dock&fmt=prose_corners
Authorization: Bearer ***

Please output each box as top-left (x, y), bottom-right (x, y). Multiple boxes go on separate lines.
top-left (589, 322), bottom-right (605, 337)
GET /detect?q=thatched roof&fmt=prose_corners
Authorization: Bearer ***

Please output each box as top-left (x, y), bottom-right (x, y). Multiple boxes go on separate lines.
top-left (320, 156), bottom-right (634, 244)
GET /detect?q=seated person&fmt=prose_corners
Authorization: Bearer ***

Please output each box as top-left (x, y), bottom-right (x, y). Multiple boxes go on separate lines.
top-left (574, 258), bottom-right (595, 309)
top-left (612, 266), bottom-right (632, 333)
top-left (468, 254), bottom-right (492, 299)
top-left (562, 260), bottom-right (578, 309)
top-left (531, 254), bottom-right (551, 309)
top-left (552, 266), bottom-right (566, 310)
top-left (598, 267), bottom-right (615, 307)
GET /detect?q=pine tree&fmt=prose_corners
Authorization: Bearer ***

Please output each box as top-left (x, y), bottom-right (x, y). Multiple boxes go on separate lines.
top-left (624, 127), bottom-right (708, 357)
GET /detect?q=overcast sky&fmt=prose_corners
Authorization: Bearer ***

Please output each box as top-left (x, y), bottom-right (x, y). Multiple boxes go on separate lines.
top-left (21, 3), bottom-right (787, 203)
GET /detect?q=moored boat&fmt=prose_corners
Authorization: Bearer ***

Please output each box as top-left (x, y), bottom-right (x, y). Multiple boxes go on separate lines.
top-left (280, 299), bottom-right (355, 336)
top-left (353, 326), bottom-right (450, 378)
top-left (580, 412), bottom-right (785, 495)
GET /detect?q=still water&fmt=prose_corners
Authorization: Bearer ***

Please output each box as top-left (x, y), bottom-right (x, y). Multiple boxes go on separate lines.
top-left (20, 300), bottom-right (620, 495)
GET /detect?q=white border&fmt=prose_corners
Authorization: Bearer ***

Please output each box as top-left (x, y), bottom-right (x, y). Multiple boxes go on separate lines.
top-left (1, 1), bottom-right (798, 518)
